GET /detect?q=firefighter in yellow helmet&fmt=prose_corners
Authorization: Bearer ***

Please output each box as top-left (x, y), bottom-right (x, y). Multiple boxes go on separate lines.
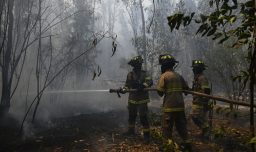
top-left (191, 60), bottom-right (211, 138)
top-left (156, 54), bottom-right (192, 151)
top-left (121, 55), bottom-right (153, 143)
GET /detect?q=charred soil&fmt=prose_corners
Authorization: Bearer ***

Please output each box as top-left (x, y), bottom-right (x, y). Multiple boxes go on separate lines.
top-left (0, 107), bottom-right (253, 152)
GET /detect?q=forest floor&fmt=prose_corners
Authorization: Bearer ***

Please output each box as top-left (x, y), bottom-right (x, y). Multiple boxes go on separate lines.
top-left (0, 105), bottom-right (253, 152)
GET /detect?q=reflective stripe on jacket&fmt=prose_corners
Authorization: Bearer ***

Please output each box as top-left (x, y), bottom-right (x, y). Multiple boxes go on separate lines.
top-left (163, 107), bottom-right (184, 112)
top-left (157, 70), bottom-right (188, 110)
top-left (128, 99), bottom-right (150, 104)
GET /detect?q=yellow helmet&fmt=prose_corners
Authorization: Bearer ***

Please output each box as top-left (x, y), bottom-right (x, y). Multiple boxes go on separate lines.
top-left (128, 55), bottom-right (143, 66)
top-left (159, 54), bottom-right (178, 65)
top-left (191, 60), bottom-right (207, 69)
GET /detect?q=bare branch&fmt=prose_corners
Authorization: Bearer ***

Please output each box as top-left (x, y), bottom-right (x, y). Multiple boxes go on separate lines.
top-left (41, 9), bottom-right (92, 34)
top-left (19, 31), bottom-right (110, 133)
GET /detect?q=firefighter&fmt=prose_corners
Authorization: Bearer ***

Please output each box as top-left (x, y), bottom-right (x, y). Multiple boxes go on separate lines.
top-left (120, 55), bottom-right (153, 143)
top-left (191, 60), bottom-right (211, 138)
top-left (156, 54), bottom-right (192, 151)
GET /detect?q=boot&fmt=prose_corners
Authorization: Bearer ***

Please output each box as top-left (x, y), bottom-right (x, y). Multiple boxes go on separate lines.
top-left (143, 131), bottom-right (150, 144)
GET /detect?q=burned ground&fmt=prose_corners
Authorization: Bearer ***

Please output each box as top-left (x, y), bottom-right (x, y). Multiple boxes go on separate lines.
top-left (0, 105), bottom-right (253, 152)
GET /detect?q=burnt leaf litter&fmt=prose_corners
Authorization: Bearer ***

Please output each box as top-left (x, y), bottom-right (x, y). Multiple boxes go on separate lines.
top-left (0, 106), bottom-right (252, 152)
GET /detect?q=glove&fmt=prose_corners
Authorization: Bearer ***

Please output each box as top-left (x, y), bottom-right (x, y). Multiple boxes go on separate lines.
top-left (119, 87), bottom-right (127, 94)
top-left (184, 87), bottom-right (191, 96)
top-left (204, 88), bottom-right (211, 95)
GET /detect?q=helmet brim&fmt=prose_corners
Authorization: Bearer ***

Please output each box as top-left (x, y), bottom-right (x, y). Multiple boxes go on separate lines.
top-left (191, 65), bottom-right (208, 67)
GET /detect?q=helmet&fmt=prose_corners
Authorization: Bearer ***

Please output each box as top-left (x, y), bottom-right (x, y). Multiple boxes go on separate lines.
top-left (159, 54), bottom-right (178, 65)
top-left (128, 55), bottom-right (143, 66)
top-left (191, 60), bottom-right (207, 69)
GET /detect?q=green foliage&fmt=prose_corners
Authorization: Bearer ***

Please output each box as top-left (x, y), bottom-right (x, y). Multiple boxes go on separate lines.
top-left (167, 0), bottom-right (254, 47)
top-left (167, 0), bottom-right (256, 90)
top-left (212, 125), bottom-right (225, 138)
top-left (211, 124), bottom-right (250, 145)
top-left (214, 106), bottom-right (241, 119)
top-left (163, 139), bottom-right (182, 152)
top-left (150, 128), bottom-right (182, 152)
top-left (150, 128), bottom-right (163, 142)
top-left (167, 13), bottom-right (195, 32)
top-left (249, 136), bottom-right (256, 144)
top-left (213, 125), bottom-right (242, 138)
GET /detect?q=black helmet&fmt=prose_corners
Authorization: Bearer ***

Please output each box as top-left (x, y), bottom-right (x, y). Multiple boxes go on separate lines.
top-left (128, 55), bottom-right (143, 67)
top-left (159, 54), bottom-right (178, 65)
top-left (191, 60), bottom-right (207, 70)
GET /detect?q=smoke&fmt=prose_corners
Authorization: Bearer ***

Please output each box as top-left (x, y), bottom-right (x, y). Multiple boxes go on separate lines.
top-left (5, 0), bottom-right (217, 138)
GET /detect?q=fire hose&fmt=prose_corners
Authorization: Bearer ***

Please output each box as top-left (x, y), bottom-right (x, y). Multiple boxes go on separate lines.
top-left (109, 88), bottom-right (256, 108)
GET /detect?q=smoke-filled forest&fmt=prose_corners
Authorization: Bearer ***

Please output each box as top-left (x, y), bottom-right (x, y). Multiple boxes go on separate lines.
top-left (0, 0), bottom-right (256, 151)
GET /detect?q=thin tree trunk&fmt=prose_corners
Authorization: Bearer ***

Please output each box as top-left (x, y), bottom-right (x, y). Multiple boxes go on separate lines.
top-left (139, 0), bottom-right (147, 70)
top-left (250, 1), bottom-right (256, 151)
top-left (0, 0), bottom-right (14, 116)
top-left (92, 0), bottom-right (96, 31)
top-left (32, 0), bottom-right (42, 122)
top-left (151, 31), bottom-right (155, 78)
top-left (250, 37), bottom-right (256, 152)
top-left (0, 0), bottom-right (5, 33)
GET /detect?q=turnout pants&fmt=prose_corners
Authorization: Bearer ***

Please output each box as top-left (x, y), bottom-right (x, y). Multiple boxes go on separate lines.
top-left (128, 103), bottom-right (150, 135)
top-left (192, 105), bottom-right (209, 134)
top-left (162, 111), bottom-right (189, 142)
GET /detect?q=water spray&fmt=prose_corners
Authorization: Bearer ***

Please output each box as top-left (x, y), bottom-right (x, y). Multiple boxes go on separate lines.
top-left (45, 89), bottom-right (110, 94)
top-left (33, 88), bottom-right (256, 108)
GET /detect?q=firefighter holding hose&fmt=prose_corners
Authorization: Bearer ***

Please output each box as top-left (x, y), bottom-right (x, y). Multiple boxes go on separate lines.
top-left (119, 55), bottom-right (153, 143)
top-left (191, 60), bottom-right (211, 138)
top-left (156, 54), bottom-right (192, 151)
